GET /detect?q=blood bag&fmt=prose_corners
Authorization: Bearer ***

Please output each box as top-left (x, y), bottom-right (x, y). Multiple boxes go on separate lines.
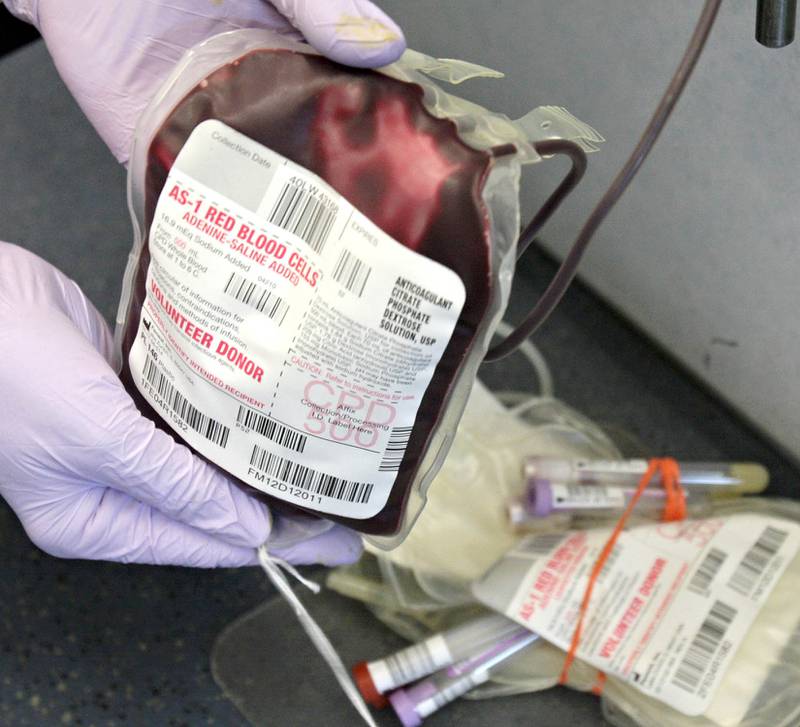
top-left (116, 29), bottom-right (600, 542)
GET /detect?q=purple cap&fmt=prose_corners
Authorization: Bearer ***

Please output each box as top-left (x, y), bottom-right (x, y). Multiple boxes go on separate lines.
top-left (388, 679), bottom-right (438, 727)
top-left (388, 688), bottom-right (423, 727)
top-left (526, 479), bottom-right (554, 517)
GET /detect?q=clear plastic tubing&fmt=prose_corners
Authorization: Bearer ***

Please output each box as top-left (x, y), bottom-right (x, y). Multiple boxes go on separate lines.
top-left (523, 457), bottom-right (769, 496)
top-left (352, 613), bottom-right (521, 707)
top-left (388, 629), bottom-right (539, 727)
top-left (515, 480), bottom-right (708, 521)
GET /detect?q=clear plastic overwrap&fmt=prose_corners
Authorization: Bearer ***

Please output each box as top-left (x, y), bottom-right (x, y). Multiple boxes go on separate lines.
top-left (326, 376), bottom-right (799, 724)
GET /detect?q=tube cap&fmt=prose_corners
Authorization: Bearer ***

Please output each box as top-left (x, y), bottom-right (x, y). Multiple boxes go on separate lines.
top-left (352, 662), bottom-right (388, 709)
top-left (388, 687), bottom-right (423, 727)
top-left (527, 479), bottom-right (553, 517)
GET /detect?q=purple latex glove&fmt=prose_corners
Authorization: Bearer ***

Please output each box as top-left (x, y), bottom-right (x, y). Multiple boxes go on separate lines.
top-left (6, 0), bottom-right (406, 163)
top-left (0, 243), bottom-right (363, 567)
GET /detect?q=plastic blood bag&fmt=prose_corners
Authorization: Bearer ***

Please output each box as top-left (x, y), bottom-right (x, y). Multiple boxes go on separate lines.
top-left (117, 31), bottom-right (598, 541)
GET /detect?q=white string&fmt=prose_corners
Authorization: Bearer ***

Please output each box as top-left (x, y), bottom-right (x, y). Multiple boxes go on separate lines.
top-left (257, 545), bottom-right (378, 727)
top-left (266, 555), bottom-right (322, 594)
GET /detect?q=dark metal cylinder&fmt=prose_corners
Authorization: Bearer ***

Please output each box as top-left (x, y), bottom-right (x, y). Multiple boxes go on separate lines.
top-left (756, 0), bottom-right (797, 47)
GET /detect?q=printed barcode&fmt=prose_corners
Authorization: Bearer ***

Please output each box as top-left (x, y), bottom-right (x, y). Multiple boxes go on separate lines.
top-left (728, 525), bottom-right (788, 596)
top-left (379, 426), bottom-right (413, 472)
top-left (383, 644), bottom-right (443, 686)
top-left (523, 532), bottom-right (566, 556)
top-left (223, 272), bottom-right (289, 325)
top-left (268, 180), bottom-right (336, 254)
top-left (429, 674), bottom-right (477, 711)
top-left (566, 484), bottom-right (588, 496)
top-left (142, 355), bottom-right (230, 448)
top-left (332, 249), bottom-right (372, 298)
top-left (249, 445), bottom-right (373, 504)
top-left (236, 406), bottom-right (306, 454)
top-left (672, 600), bottom-right (737, 693)
top-left (688, 548), bottom-right (728, 595)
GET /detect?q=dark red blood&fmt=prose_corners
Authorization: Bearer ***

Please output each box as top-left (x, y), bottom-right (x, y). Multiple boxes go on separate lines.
top-left (121, 49), bottom-right (494, 535)
top-left (313, 86), bottom-right (465, 248)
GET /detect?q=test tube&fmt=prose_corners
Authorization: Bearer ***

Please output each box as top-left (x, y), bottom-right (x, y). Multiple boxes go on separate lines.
top-left (352, 613), bottom-right (521, 708)
top-left (523, 457), bottom-right (768, 496)
top-left (388, 629), bottom-right (539, 727)
top-left (515, 480), bottom-right (708, 521)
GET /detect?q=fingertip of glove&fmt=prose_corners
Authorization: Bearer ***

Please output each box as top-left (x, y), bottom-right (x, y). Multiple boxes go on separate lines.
top-left (223, 492), bottom-right (274, 549)
top-left (305, 10), bottom-right (407, 69)
top-left (317, 527), bottom-right (364, 566)
top-left (340, 37), bottom-right (406, 69)
top-left (322, 536), bottom-right (363, 566)
top-left (270, 525), bottom-right (363, 567)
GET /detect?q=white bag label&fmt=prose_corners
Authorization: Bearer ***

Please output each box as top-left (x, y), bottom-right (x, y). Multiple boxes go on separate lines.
top-left (128, 120), bottom-right (465, 518)
top-left (473, 514), bottom-right (800, 715)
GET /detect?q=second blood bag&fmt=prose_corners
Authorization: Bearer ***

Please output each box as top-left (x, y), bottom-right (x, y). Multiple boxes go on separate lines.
top-left (116, 29), bottom-right (600, 542)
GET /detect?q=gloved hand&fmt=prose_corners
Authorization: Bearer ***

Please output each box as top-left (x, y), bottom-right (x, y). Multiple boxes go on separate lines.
top-left (0, 242), bottom-right (363, 567)
top-left (5, 0), bottom-right (406, 163)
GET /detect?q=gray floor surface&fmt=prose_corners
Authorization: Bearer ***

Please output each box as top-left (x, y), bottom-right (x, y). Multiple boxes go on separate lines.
top-left (1, 41), bottom-right (798, 727)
